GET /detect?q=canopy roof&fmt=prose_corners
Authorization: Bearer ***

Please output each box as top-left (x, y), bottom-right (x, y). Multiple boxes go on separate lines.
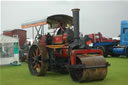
top-left (22, 14), bottom-right (73, 29)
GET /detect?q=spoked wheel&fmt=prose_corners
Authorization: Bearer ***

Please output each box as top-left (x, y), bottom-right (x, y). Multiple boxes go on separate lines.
top-left (69, 55), bottom-right (108, 82)
top-left (28, 44), bottom-right (48, 76)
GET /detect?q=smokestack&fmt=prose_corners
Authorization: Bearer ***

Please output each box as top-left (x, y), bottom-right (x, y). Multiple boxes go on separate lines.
top-left (72, 8), bottom-right (80, 42)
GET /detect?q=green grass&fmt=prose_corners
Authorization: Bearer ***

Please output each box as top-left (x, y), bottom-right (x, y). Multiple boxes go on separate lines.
top-left (0, 58), bottom-right (128, 85)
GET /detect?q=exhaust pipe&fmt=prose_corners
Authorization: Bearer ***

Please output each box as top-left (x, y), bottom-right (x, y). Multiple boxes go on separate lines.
top-left (72, 9), bottom-right (80, 43)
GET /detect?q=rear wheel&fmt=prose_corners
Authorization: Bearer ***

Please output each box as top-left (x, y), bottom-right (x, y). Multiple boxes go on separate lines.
top-left (97, 46), bottom-right (108, 57)
top-left (28, 44), bottom-right (48, 76)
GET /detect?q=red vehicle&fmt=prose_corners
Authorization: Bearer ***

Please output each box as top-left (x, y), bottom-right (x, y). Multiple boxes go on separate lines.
top-left (88, 32), bottom-right (118, 43)
top-left (21, 9), bottom-right (109, 82)
top-left (86, 32), bottom-right (120, 57)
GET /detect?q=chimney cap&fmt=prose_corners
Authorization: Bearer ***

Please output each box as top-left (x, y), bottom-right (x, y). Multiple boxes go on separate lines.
top-left (72, 8), bottom-right (80, 11)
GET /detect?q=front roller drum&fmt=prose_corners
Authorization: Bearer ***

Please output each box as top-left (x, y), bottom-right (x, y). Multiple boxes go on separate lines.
top-left (69, 55), bottom-right (108, 82)
top-left (28, 44), bottom-right (49, 76)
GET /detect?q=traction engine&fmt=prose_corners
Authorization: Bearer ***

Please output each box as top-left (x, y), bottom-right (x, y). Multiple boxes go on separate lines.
top-left (22, 9), bottom-right (110, 82)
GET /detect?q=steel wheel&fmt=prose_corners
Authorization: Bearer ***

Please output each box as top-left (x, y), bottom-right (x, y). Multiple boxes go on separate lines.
top-left (28, 44), bottom-right (48, 76)
top-left (69, 55), bottom-right (108, 82)
top-left (69, 57), bottom-right (83, 82)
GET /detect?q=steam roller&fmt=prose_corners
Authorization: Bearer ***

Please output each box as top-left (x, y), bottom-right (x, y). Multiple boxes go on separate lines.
top-left (69, 54), bottom-right (108, 82)
top-left (22, 8), bottom-right (110, 82)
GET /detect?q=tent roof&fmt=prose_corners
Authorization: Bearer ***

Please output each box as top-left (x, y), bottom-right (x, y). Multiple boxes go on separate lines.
top-left (0, 35), bottom-right (18, 43)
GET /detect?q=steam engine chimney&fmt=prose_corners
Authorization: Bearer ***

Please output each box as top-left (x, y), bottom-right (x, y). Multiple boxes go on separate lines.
top-left (72, 9), bottom-right (80, 43)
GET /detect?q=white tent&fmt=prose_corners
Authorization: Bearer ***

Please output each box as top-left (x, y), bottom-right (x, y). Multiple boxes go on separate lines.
top-left (0, 35), bottom-right (19, 65)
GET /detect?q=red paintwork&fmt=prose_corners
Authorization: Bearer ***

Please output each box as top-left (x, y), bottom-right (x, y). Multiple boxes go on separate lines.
top-left (53, 33), bottom-right (68, 44)
top-left (3, 29), bottom-right (26, 48)
top-left (88, 33), bottom-right (116, 43)
top-left (53, 35), bottom-right (63, 44)
top-left (71, 49), bottom-right (103, 65)
top-left (86, 40), bottom-right (92, 46)
top-left (40, 36), bottom-right (46, 45)
top-left (54, 46), bottom-right (69, 58)
top-left (63, 33), bottom-right (68, 43)
top-left (62, 49), bottom-right (69, 58)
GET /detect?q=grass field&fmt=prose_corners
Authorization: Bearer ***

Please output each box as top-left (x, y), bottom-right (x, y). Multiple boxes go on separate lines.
top-left (0, 57), bottom-right (128, 85)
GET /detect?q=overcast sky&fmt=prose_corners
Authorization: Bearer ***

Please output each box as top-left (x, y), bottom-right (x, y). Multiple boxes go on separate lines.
top-left (1, 1), bottom-right (128, 39)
